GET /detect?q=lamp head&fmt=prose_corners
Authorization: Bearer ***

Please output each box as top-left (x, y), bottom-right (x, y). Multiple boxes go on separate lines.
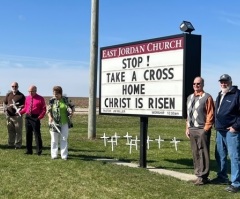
top-left (180, 21), bottom-right (195, 34)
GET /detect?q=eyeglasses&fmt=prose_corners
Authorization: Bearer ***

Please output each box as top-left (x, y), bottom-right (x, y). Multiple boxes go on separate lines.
top-left (28, 90), bottom-right (36, 93)
top-left (12, 86), bottom-right (18, 88)
top-left (193, 83), bottom-right (201, 85)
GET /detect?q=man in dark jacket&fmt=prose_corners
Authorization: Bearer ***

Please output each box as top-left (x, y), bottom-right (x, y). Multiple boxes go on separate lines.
top-left (3, 82), bottom-right (25, 149)
top-left (212, 74), bottom-right (240, 193)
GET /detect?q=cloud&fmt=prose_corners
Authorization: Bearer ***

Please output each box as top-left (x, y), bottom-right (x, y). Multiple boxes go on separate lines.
top-left (217, 11), bottom-right (240, 26)
top-left (224, 18), bottom-right (240, 26)
top-left (0, 67), bottom-right (91, 97)
top-left (0, 54), bottom-right (92, 97)
top-left (0, 54), bottom-right (88, 69)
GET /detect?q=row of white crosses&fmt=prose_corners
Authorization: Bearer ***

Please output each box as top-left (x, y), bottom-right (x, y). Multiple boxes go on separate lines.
top-left (100, 132), bottom-right (181, 153)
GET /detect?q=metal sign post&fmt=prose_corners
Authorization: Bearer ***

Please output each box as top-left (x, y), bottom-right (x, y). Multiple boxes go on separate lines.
top-left (140, 117), bottom-right (148, 168)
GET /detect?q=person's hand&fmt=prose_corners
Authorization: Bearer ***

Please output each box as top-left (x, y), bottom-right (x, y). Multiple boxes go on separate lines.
top-left (204, 129), bottom-right (208, 134)
top-left (48, 117), bottom-right (53, 123)
top-left (185, 129), bottom-right (190, 139)
top-left (67, 107), bottom-right (73, 117)
top-left (227, 126), bottom-right (236, 133)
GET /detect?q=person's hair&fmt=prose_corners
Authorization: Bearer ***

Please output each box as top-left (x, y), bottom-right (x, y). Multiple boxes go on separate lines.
top-left (53, 86), bottom-right (63, 95)
top-left (11, 82), bottom-right (18, 87)
top-left (201, 77), bottom-right (204, 86)
top-left (194, 76), bottom-right (204, 86)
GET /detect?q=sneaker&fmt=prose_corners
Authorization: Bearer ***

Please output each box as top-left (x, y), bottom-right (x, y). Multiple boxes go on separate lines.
top-left (225, 185), bottom-right (240, 193)
top-left (211, 177), bottom-right (230, 185)
top-left (194, 177), bottom-right (210, 185)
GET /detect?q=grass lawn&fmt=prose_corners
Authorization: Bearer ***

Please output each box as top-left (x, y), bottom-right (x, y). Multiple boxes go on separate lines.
top-left (0, 113), bottom-right (238, 199)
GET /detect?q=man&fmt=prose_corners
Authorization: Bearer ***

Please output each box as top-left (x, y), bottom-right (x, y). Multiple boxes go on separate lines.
top-left (185, 77), bottom-right (214, 185)
top-left (3, 82), bottom-right (25, 149)
top-left (20, 85), bottom-right (46, 155)
top-left (212, 74), bottom-right (240, 193)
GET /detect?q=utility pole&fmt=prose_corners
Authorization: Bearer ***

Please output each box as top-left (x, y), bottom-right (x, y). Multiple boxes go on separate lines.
top-left (88, 0), bottom-right (99, 139)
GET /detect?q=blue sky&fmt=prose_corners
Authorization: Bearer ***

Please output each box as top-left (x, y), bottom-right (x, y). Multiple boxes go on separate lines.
top-left (0, 0), bottom-right (240, 98)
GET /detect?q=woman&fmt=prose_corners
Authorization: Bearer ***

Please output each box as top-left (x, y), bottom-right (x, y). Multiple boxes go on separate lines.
top-left (47, 86), bottom-right (75, 160)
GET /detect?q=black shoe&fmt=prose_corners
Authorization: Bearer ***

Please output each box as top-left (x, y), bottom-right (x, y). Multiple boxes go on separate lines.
top-left (225, 185), bottom-right (240, 193)
top-left (37, 151), bottom-right (42, 156)
top-left (15, 146), bottom-right (21, 150)
top-left (211, 177), bottom-right (230, 185)
top-left (24, 151), bottom-right (33, 155)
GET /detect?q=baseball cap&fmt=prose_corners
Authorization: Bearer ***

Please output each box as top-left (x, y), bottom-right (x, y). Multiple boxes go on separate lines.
top-left (219, 74), bottom-right (232, 82)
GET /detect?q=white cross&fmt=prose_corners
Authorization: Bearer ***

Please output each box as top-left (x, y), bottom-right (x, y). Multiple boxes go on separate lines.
top-left (155, 135), bottom-right (164, 149)
top-left (123, 132), bottom-right (132, 144)
top-left (147, 136), bottom-right (154, 149)
top-left (170, 137), bottom-right (180, 151)
top-left (127, 136), bottom-right (140, 154)
top-left (111, 132), bottom-right (121, 145)
top-left (134, 136), bottom-right (140, 150)
top-left (100, 133), bottom-right (109, 147)
top-left (107, 137), bottom-right (117, 151)
top-left (8, 99), bottom-right (21, 116)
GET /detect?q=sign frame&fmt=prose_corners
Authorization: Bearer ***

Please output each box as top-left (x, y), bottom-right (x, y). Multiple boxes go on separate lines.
top-left (99, 33), bottom-right (201, 119)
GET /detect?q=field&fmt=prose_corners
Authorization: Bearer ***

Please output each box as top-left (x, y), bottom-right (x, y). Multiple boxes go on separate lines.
top-left (0, 96), bottom-right (99, 108)
top-left (0, 111), bottom-right (237, 198)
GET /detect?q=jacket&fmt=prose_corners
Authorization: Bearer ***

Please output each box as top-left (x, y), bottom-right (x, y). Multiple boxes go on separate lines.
top-left (215, 86), bottom-right (240, 132)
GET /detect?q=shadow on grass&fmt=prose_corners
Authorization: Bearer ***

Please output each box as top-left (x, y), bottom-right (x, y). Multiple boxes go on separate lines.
top-left (0, 144), bottom-right (12, 149)
top-left (68, 147), bottom-right (105, 153)
top-left (160, 158), bottom-right (231, 174)
top-left (68, 153), bottom-right (138, 164)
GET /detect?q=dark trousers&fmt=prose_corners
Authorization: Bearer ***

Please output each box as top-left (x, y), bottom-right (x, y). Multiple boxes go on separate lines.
top-left (189, 128), bottom-right (211, 179)
top-left (25, 115), bottom-right (42, 154)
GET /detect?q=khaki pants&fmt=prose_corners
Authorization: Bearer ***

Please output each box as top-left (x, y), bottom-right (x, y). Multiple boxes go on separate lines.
top-left (7, 116), bottom-right (23, 147)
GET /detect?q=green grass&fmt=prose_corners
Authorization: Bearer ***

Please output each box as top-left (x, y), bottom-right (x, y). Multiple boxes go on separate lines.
top-left (0, 114), bottom-right (238, 198)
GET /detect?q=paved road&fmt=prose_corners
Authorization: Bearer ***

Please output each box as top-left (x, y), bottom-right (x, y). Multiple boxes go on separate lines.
top-left (0, 106), bottom-right (99, 115)
top-left (75, 108), bottom-right (99, 114)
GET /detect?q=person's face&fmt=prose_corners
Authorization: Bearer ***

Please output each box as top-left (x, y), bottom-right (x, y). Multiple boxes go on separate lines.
top-left (220, 80), bottom-right (230, 88)
top-left (11, 83), bottom-right (18, 93)
top-left (193, 78), bottom-right (203, 92)
top-left (28, 87), bottom-right (37, 96)
top-left (53, 91), bottom-right (62, 100)
top-left (220, 80), bottom-right (231, 94)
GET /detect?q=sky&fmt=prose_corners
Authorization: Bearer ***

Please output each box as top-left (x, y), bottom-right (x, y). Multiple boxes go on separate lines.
top-left (0, 0), bottom-right (240, 98)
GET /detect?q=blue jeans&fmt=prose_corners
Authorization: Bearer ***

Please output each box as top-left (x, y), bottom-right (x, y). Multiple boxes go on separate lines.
top-left (215, 130), bottom-right (240, 187)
